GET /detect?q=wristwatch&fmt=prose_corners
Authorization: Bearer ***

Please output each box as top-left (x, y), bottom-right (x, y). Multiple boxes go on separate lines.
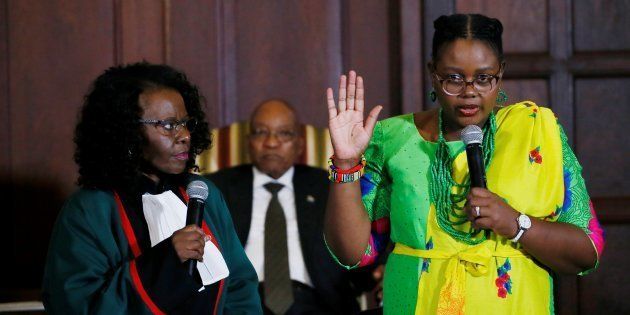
top-left (510, 214), bottom-right (531, 243)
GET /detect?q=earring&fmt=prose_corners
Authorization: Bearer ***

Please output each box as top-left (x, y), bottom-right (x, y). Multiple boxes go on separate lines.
top-left (429, 90), bottom-right (437, 102)
top-left (127, 148), bottom-right (134, 159)
top-left (496, 89), bottom-right (508, 106)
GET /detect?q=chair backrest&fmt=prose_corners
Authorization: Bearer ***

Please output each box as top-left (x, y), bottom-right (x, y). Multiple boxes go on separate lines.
top-left (195, 121), bottom-right (333, 174)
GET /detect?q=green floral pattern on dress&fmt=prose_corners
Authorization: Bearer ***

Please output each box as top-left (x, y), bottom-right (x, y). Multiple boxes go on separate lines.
top-left (556, 125), bottom-right (592, 232)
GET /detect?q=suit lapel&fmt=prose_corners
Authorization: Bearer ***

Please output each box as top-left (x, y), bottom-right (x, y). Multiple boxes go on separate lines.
top-left (293, 167), bottom-right (319, 276)
top-left (228, 166), bottom-right (253, 246)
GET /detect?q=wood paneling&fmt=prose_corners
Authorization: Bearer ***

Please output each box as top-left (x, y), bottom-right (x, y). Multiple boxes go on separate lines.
top-left (593, 197), bottom-right (630, 223)
top-left (0, 0), bottom-right (8, 177)
top-left (573, 0), bottom-right (630, 52)
top-left (344, 0), bottom-right (399, 118)
top-left (0, 0), bottom-right (13, 296)
top-left (456, 0), bottom-right (548, 53)
top-left (548, 0), bottom-right (574, 147)
top-left (0, 0), bottom-right (9, 177)
top-left (232, 0), bottom-right (341, 128)
top-left (4, 0), bottom-right (115, 288)
top-left (578, 224), bottom-right (630, 313)
top-left (575, 78), bottom-right (630, 198)
top-left (501, 79), bottom-right (549, 107)
top-left (399, 0), bottom-right (423, 113)
top-left (169, 0), bottom-right (221, 127)
top-left (116, 0), bottom-right (165, 64)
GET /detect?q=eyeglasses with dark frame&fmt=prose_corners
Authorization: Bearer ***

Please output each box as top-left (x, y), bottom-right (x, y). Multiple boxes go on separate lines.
top-left (249, 128), bottom-right (298, 143)
top-left (138, 117), bottom-right (197, 136)
top-left (433, 69), bottom-right (503, 96)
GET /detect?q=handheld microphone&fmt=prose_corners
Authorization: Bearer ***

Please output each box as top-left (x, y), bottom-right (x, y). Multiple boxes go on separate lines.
top-left (461, 125), bottom-right (486, 189)
top-left (185, 180), bottom-right (209, 276)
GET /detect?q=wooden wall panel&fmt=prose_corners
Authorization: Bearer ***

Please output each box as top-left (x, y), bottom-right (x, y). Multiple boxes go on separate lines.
top-left (575, 78), bottom-right (630, 198)
top-left (169, 0), bottom-right (221, 127)
top-left (399, 0), bottom-right (423, 113)
top-left (4, 0), bottom-right (114, 289)
top-left (501, 79), bottom-right (549, 107)
top-left (116, 0), bottom-right (165, 64)
top-left (573, 0), bottom-right (630, 52)
top-left (0, 0), bottom-right (13, 298)
top-left (344, 0), bottom-right (399, 117)
top-left (421, 0), bottom-right (454, 107)
top-left (0, 0), bottom-right (8, 182)
top-left (0, 0), bottom-right (7, 177)
top-left (456, 0), bottom-right (548, 53)
top-left (548, 0), bottom-right (574, 146)
top-left (578, 224), bottom-right (630, 313)
top-left (232, 0), bottom-right (341, 128)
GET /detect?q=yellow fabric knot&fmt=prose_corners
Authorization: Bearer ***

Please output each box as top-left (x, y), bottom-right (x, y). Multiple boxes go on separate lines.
top-left (394, 243), bottom-right (526, 314)
top-left (435, 245), bottom-right (491, 314)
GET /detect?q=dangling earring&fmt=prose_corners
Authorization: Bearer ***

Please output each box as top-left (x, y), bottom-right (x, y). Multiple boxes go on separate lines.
top-left (127, 148), bottom-right (134, 159)
top-left (429, 90), bottom-right (437, 102)
top-left (496, 89), bottom-right (508, 107)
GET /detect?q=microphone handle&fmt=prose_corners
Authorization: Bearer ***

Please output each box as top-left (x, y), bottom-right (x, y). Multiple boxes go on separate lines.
top-left (466, 143), bottom-right (487, 189)
top-left (185, 198), bottom-right (205, 276)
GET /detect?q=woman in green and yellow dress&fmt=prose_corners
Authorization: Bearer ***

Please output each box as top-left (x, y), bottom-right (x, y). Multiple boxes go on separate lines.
top-left (323, 14), bottom-right (603, 314)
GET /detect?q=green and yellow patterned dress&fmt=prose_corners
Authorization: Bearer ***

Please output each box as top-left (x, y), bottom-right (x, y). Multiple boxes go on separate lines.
top-left (328, 102), bottom-right (604, 314)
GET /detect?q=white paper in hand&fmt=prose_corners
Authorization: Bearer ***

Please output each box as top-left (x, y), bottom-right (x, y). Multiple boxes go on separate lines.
top-left (142, 191), bottom-right (229, 285)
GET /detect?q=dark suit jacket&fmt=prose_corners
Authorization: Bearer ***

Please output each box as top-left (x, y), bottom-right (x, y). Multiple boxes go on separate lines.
top-left (207, 164), bottom-right (366, 314)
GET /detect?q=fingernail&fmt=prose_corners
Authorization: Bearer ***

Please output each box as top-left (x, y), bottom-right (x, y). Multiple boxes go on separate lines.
top-left (204, 235), bottom-right (210, 242)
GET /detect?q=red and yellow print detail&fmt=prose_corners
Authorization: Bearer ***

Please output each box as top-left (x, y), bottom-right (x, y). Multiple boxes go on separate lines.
top-left (529, 146), bottom-right (543, 164)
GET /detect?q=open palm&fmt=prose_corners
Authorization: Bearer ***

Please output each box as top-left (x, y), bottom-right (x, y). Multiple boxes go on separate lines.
top-left (326, 71), bottom-right (382, 162)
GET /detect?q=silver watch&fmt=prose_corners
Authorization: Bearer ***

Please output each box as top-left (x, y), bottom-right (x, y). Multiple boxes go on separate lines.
top-left (510, 214), bottom-right (531, 243)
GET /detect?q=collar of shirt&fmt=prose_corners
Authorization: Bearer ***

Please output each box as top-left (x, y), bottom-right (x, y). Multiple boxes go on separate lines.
top-left (252, 166), bottom-right (294, 192)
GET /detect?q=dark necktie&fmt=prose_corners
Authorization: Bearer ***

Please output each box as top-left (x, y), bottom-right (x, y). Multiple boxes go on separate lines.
top-left (263, 182), bottom-right (293, 314)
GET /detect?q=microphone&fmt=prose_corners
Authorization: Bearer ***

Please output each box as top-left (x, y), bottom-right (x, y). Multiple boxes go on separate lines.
top-left (185, 180), bottom-right (209, 276)
top-left (461, 125), bottom-right (486, 189)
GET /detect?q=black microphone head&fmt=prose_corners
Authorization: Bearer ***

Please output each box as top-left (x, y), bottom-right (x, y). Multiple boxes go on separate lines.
top-left (186, 180), bottom-right (209, 200)
top-left (461, 125), bottom-right (483, 145)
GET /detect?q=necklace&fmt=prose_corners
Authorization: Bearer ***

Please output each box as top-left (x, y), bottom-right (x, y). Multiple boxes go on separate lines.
top-left (429, 108), bottom-right (496, 244)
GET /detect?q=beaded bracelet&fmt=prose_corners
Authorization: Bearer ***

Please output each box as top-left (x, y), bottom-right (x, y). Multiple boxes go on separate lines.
top-left (328, 154), bottom-right (366, 183)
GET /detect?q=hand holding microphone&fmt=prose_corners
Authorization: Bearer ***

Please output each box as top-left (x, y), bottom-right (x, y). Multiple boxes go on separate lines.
top-left (185, 180), bottom-right (209, 276)
top-left (461, 125), bottom-right (521, 237)
top-left (172, 225), bottom-right (207, 263)
top-left (171, 180), bottom-right (209, 275)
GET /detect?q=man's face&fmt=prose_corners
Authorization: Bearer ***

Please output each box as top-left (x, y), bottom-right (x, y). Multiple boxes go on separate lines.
top-left (248, 101), bottom-right (304, 179)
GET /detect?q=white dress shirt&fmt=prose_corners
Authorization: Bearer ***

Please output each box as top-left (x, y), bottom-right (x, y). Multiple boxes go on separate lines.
top-left (245, 166), bottom-right (313, 286)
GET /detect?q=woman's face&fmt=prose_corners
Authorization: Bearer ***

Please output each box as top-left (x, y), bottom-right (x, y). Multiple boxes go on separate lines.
top-left (430, 38), bottom-right (503, 130)
top-left (139, 88), bottom-right (191, 179)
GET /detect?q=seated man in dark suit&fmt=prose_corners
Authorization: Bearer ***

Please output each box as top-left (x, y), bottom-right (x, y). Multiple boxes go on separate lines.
top-left (207, 99), bottom-right (374, 314)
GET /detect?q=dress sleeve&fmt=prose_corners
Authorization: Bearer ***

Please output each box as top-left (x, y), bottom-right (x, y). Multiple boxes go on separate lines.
top-left (42, 192), bottom-right (200, 315)
top-left (555, 125), bottom-right (605, 274)
top-left (207, 186), bottom-right (263, 314)
top-left (326, 122), bottom-right (392, 270)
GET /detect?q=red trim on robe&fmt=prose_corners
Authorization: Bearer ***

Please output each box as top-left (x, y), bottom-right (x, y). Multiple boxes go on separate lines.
top-left (130, 260), bottom-right (166, 315)
top-left (114, 191), bottom-right (165, 315)
top-left (114, 192), bottom-right (141, 257)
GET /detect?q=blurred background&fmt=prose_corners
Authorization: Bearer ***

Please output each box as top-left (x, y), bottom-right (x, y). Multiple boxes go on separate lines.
top-left (0, 0), bottom-right (628, 313)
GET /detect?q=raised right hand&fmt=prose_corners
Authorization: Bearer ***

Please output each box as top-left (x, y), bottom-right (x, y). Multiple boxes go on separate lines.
top-left (172, 225), bottom-right (209, 263)
top-left (326, 71), bottom-right (382, 168)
